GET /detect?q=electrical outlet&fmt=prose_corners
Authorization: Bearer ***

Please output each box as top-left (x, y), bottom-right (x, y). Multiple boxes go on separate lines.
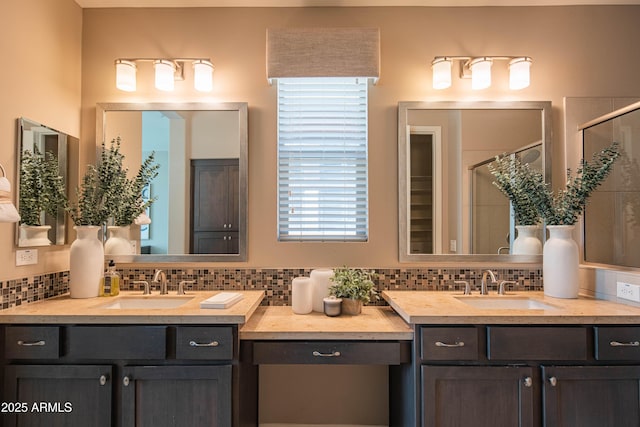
top-left (450, 240), bottom-right (457, 252)
top-left (617, 282), bottom-right (640, 302)
top-left (16, 249), bottom-right (38, 266)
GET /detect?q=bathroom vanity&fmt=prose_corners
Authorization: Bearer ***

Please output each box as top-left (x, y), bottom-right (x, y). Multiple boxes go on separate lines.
top-left (0, 291), bottom-right (264, 427)
top-left (383, 291), bottom-right (640, 427)
top-left (1, 290), bottom-right (640, 427)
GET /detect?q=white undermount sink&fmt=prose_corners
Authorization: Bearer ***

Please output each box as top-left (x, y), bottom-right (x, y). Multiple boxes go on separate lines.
top-left (455, 296), bottom-right (558, 310)
top-left (97, 296), bottom-right (194, 309)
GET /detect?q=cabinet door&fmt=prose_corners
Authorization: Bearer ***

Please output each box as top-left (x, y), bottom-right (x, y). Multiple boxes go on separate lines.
top-left (542, 365), bottom-right (640, 427)
top-left (3, 364), bottom-right (112, 427)
top-left (422, 365), bottom-right (535, 427)
top-left (122, 365), bottom-right (232, 427)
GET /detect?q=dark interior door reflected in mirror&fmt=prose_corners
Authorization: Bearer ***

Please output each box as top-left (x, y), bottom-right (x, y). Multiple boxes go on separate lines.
top-left (97, 102), bottom-right (247, 263)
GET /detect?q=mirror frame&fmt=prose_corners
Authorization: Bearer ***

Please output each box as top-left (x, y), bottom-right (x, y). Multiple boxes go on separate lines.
top-left (398, 100), bottom-right (552, 264)
top-left (96, 102), bottom-right (248, 263)
top-left (16, 117), bottom-right (70, 247)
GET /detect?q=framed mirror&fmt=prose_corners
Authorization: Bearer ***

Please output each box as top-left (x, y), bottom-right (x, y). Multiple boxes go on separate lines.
top-left (16, 117), bottom-right (71, 247)
top-left (398, 101), bottom-right (552, 263)
top-left (96, 102), bottom-right (248, 263)
top-left (580, 100), bottom-right (640, 269)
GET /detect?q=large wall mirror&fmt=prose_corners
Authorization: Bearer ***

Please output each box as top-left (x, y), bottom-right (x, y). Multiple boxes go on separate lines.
top-left (398, 101), bottom-right (552, 263)
top-left (16, 117), bottom-right (71, 247)
top-left (581, 100), bottom-right (640, 269)
top-left (97, 102), bottom-right (248, 263)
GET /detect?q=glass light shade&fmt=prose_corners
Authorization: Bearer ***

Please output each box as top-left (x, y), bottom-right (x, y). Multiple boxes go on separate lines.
top-left (470, 58), bottom-right (492, 90)
top-left (432, 58), bottom-right (452, 90)
top-left (509, 57), bottom-right (532, 90)
top-left (115, 60), bottom-right (137, 92)
top-left (193, 60), bottom-right (214, 92)
top-left (154, 60), bottom-right (176, 91)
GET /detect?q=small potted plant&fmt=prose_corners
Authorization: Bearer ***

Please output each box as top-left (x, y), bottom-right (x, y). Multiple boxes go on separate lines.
top-left (18, 147), bottom-right (67, 246)
top-left (329, 266), bottom-right (378, 315)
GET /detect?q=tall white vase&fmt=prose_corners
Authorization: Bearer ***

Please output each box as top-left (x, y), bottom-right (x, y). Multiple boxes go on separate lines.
top-left (543, 225), bottom-right (579, 299)
top-left (512, 225), bottom-right (543, 255)
top-left (69, 226), bottom-right (104, 298)
top-left (310, 269), bottom-right (334, 313)
top-left (104, 225), bottom-right (133, 255)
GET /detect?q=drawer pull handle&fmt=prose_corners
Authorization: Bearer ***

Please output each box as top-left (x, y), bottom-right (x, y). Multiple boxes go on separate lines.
top-left (610, 340), bottom-right (640, 347)
top-left (523, 377), bottom-right (533, 387)
top-left (312, 351), bottom-right (341, 357)
top-left (99, 375), bottom-right (107, 386)
top-left (17, 340), bottom-right (45, 347)
top-left (123, 376), bottom-right (130, 387)
top-left (548, 376), bottom-right (557, 387)
top-left (189, 340), bottom-right (219, 347)
top-left (435, 341), bottom-right (465, 348)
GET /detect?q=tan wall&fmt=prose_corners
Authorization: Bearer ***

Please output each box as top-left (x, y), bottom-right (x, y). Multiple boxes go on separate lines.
top-left (79, 5), bottom-right (640, 269)
top-left (0, 0), bottom-right (82, 281)
top-left (4, 5), bottom-right (640, 276)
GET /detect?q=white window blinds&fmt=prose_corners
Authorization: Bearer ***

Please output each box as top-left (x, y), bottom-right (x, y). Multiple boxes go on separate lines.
top-left (277, 77), bottom-right (369, 242)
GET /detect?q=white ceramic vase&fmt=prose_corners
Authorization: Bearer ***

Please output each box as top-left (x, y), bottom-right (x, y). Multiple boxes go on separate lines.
top-left (291, 277), bottom-right (313, 314)
top-left (104, 225), bottom-right (133, 255)
top-left (543, 225), bottom-right (579, 299)
top-left (69, 226), bottom-right (104, 298)
top-left (18, 225), bottom-right (52, 247)
top-left (512, 225), bottom-right (542, 255)
top-left (310, 269), bottom-right (334, 312)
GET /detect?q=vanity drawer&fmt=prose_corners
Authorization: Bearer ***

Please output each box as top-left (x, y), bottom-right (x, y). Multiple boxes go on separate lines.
top-left (175, 326), bottom-right (234, 360)
top-left (595, 326), bottom-right (640, 361)
top-left (66, 326), bottom-right (167, 359)
top-left (488, 326), bottom-right (588, 361)
top-left (252, 341), bottom-right (410, 365)
top-left (420, 327), bottom-right (479, 361)
top-left (4, 326), bottom-right (60, 359)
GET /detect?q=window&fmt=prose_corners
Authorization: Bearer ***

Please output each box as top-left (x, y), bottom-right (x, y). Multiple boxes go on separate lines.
top-left (277, 77), bottom-right (369, 241)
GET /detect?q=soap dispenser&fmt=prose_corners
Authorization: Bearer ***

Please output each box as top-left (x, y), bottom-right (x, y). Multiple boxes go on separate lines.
top-left (100, 260), bottom-right (120, 297)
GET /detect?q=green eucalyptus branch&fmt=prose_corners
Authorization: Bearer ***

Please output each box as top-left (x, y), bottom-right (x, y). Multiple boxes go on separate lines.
top-left (19, 147), bottom-right (67, 226)
top-left (488, 154), bottom-right (541, 226)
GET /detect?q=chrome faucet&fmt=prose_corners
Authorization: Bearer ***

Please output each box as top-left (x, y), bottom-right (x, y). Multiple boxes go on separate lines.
top-left (153, 269), bottom-right (168, 295)
top-left (480, 269), bottom-right (498, 295)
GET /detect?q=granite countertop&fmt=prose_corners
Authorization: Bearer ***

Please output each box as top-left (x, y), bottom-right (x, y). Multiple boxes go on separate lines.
top-left (0, 290), bottom-right (265, 324)
top-left (382, 290), bottom-right (640, 325)
top-left (239, 306), bottom-right (413, 340)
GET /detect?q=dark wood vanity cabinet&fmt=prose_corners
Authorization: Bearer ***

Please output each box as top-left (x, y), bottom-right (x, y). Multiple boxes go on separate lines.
top-left (1, 325), bottom-right (238, 427)
top-left (418, 325), bottom-right (640, 427)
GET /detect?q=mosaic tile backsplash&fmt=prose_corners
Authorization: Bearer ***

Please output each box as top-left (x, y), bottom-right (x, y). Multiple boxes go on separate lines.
top-left (0, 267), bottom-right (543, 311)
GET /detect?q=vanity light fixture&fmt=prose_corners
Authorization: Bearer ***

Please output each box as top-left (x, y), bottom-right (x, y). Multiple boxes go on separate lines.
top-left (115, 58), bottom-right (215, 92)
top-left (431, 56), bottom-right (532, 90)
top-left (0, 163), bottom-right (20, 223)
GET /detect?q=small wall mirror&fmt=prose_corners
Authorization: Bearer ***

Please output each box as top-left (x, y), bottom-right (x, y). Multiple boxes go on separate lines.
top-left (581, 100), bottom-right (640, 269)
top-left (16, 117), bottom-right (70, 247)
top-left (398, 101), bottom-right (552, 263)
top-left (97, 102), bottom-right (248, 263)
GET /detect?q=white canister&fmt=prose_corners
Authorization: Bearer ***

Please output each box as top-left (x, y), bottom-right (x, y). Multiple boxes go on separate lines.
top-left (291, 277), bottom-right (313, 314)
top-left (310, 268), bottom-right (334, 312)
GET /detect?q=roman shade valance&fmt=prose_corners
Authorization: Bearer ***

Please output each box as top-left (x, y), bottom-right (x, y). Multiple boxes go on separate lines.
top-left (266, 27), bottom-right (380, 82)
